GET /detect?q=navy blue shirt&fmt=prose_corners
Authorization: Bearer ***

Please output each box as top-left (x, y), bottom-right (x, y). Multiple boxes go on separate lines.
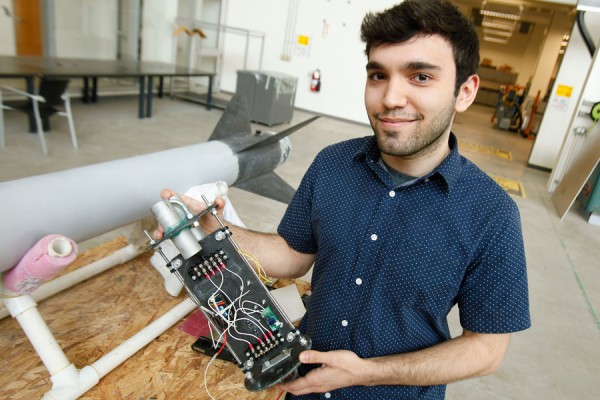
top-left (278, 134), bottom-right (531, 400)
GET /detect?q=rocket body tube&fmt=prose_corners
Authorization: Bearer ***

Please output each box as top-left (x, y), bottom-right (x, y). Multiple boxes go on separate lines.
top-left (0, 141), bottom-right (238, 272)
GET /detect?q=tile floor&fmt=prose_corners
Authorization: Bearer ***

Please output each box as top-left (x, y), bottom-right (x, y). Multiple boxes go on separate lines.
top-left (0, 89), bottom-right (598, 399)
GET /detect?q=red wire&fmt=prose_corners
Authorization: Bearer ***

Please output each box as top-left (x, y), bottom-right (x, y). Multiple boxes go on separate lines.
top-left (276, 390), bottom-right (285, 400)
top-left (215, 331), bottom-right (227, 356)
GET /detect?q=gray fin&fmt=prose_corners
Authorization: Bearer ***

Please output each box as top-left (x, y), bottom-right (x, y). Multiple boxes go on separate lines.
top-left (208, 94), bottom-right (252, 141)
top-left (237, 115), bottom-right (320, 152)
top-left (234, 172), bottom-right (296, 204)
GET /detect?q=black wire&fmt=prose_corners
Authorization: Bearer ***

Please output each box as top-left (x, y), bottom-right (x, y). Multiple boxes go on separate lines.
top-left (576, 11), bottom-right (596, 57)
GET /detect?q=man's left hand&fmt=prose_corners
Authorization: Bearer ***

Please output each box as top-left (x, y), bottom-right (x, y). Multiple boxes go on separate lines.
top-left (276, 350), bottom-right (367, 396)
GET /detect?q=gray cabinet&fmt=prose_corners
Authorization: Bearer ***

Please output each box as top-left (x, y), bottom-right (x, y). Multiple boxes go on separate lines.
top-left (236, 70), bottom-right (297, 126)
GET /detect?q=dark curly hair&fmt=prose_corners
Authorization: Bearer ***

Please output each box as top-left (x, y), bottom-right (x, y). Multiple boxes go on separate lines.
top-left (360, 0), bottom-right (479, 96)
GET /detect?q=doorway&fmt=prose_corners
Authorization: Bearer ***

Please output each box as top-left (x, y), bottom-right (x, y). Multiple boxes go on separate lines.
top-left (13, 0), bottom-right (42, 56)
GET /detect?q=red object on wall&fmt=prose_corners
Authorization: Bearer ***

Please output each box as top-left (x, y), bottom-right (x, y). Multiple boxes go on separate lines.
top-left (310, 69), bottom-right (321, 92)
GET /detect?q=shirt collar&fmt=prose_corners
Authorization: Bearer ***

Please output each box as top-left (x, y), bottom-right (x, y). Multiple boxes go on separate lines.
top-left (353, 133), bottom-right (463, 193)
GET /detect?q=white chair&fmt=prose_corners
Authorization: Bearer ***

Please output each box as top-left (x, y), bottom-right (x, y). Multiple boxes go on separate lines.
top-left (0, 78), bottom-right (78, 156)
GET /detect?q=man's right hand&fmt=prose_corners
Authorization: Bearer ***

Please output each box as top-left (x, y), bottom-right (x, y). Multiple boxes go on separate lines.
top-left (152, 189), bottom-right (226, 240)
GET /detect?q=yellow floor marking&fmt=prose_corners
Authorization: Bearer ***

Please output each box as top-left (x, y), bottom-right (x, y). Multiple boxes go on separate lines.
top-left (459, 140), bottom-right (512, 160)
top-left (491, 175), bottom-right (527, 198)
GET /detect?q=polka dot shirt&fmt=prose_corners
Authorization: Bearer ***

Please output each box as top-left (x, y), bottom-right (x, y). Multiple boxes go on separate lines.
top-left (278, 134), bottom-right (531, 400)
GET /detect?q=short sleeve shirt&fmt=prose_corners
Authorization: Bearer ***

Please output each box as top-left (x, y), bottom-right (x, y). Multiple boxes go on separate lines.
top-left (278, 134), bottom-right (531, 400)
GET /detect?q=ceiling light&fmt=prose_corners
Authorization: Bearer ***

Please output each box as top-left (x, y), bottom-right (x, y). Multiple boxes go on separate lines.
top-left (484, 28), bottom-right (512, 37)
top-left (483, 35), bottom-right (510, 44)
top-left (480, 9), bottom-right (521, 20)
top-left (480, 1), bottom-right (523, 21)
top-left (482, 20), bottom-right (515, 31)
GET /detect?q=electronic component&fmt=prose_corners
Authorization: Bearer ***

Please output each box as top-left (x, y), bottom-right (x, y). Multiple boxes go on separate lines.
top-left (148, 194), bottom-right (311, 391)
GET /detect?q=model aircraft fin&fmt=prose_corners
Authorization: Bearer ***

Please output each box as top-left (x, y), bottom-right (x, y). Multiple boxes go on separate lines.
top-left (234, 172), bottom-right (296, 204)
top-left (208, 94), bottom-right (252, 141)
top-left (237, 115), bottom-right (320, 153)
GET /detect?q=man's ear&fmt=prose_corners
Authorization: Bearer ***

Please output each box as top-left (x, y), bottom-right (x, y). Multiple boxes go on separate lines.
top-left (455, 74), bottom-right (480, 113)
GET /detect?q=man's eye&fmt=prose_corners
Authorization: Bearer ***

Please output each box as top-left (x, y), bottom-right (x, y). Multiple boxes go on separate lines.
top-left (414, 74), bottom-right (430, 83)
top-left (369, 72), bottom-right (386, 81)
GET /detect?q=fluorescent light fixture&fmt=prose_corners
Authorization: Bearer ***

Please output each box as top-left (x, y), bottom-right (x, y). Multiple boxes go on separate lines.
top-left (480, 9), bottom-right (521, 20)
top-left (483, 36), bottom-right (510, 44)
top-left (480, 1), bottom-right (523, 21)
top-left (484, 28), bottom-right (512, 37)
top-left (482, 20), bottom-right (515, 31)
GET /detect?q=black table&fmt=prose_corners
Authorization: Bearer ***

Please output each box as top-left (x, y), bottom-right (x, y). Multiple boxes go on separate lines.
top-left (0, 56), bottom-right (215, 122)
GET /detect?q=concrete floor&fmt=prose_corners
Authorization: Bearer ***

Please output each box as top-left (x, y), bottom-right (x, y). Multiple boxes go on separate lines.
top-left (0, 89), bottom-right (599, 399)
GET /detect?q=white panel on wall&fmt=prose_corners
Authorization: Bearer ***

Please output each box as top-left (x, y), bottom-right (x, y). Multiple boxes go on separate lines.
top-left (55, 0), bottom-right (118, 59)
top-left (0, 0), bottom-right (16, 55)
top-left (528, 13), bottom-right (573, 99)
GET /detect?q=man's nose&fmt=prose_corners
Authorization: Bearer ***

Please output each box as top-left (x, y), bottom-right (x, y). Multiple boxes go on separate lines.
top-left (382, 78), bottom-right (409, 109)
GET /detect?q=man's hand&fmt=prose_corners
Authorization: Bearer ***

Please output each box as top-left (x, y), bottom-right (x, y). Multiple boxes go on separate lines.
top-left (276, 350), bottom-right (367, 396)
top-left (152, 189), bottom-right (226, 240)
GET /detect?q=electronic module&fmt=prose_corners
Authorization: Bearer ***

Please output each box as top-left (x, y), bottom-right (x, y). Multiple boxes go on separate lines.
top-left (147, 194), bottom-right (311, 391)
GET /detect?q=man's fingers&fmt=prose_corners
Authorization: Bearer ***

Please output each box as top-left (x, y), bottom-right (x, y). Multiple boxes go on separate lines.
top-left (151, 226), bottom-right (165, 240)
top-left (160, 189), bottom-right (176, 200)
top-left (299, 350), bottom-right (325, 365)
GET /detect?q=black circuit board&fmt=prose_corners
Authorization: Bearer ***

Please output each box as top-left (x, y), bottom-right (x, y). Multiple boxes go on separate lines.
top-left (171, 227), bottom-right (311, 391)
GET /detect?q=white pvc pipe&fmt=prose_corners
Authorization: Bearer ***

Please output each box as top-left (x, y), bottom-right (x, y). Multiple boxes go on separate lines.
top-left (42, 298), bottom-right (197, 400)
top-left (3, 295), bottom-right (71, 376)
top-left (91, 297), bottom-right (196, 376)
top-left (0, 244), bottom-right (142, 320)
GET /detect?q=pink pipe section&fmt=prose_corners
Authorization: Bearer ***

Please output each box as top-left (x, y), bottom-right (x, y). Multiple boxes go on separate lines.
top-left (4, 235), bottom-right (77, 295)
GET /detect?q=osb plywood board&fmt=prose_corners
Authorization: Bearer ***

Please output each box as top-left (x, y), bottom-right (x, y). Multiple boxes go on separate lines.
top-left (0, 237), bottom-right (282, 400)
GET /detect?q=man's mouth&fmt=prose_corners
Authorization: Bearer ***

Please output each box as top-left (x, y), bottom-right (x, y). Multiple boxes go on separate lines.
top-left (375, 111), bottom-right (422, 126)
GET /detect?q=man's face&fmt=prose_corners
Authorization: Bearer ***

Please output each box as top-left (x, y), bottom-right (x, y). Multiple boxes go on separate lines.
top-left (364, 34), bottom-right (460, 160)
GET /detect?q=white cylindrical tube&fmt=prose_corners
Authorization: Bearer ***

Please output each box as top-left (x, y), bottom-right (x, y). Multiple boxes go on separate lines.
top-left (41, 298), bottom-right (197, 400)
top-left (91, 298), bottom-right (196, 376)
top-left (3, 295), bottom-right (71, 376)
top-left (0, 140), bottom-right (238, 273)
top-left (0, 244), bottom-right (141, 320)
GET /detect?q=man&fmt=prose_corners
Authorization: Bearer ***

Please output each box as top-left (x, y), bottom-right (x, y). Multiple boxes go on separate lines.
top-left (157, 1), bottom-right (530, 398)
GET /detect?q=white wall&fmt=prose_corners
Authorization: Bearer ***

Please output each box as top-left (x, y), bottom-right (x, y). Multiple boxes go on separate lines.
top-left (141, 0), bottom-right (177, 63)
top-left (0, 0), bottom-right (16, 55)
top-left (528, 11), bottom-right (600, 170)
top-left (529, 11), bottom-right (573, 98)
top-left (55, 0), bottom-right (118, 59)
top-left (222, 0), bottom-right (401, 125)
top-left (220, 1), bottom-right (577, 125)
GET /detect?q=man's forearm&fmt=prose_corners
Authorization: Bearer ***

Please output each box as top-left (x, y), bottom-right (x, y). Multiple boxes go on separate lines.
top-left (224, 223), bottom-right (314, 278)
top-left (361, 330), bottom-right (510, 387)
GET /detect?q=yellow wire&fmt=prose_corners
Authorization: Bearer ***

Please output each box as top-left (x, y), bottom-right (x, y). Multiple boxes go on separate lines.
top-left (239, 250), bottom-right (274, 285)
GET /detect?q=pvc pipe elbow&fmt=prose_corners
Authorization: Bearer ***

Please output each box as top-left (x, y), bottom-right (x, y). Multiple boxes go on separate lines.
top-left (43, 365), bottom-right (100, 400)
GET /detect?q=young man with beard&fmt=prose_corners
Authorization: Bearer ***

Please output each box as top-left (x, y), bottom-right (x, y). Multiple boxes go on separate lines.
top-left (157, 1), bottom-right (531, 398)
